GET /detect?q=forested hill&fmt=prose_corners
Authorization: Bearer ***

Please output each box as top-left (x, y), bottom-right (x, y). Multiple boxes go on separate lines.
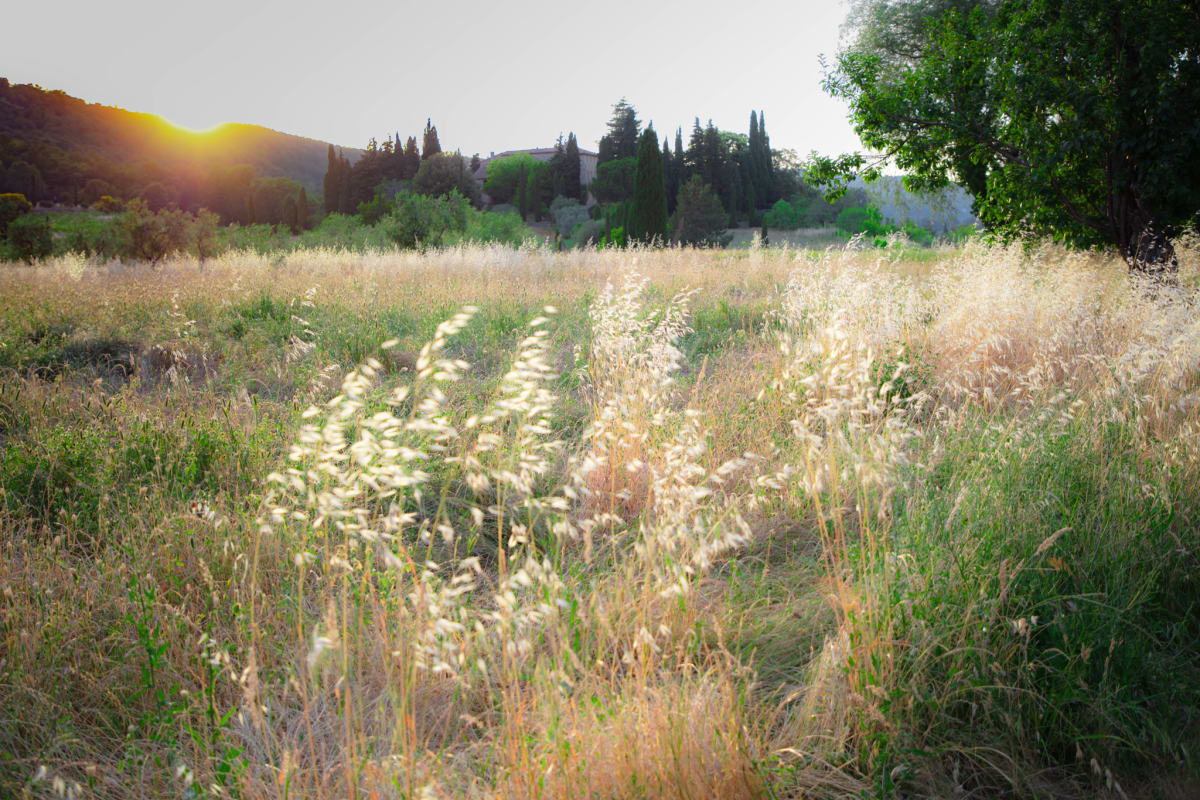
top-left (0, 79), bottom-right (361, 205)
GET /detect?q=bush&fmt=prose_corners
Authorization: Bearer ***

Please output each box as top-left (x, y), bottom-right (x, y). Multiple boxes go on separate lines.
top-left (381, 191), bottom-right (470, 249)
top-left (551, 197), bottom-right (590, 238)
top-left (0, 192), bottom-right (32, 236)
top-left (568, 218), bottom-right (606, 247)
top-left (449, 209), bottom-right (534, 248)
top-left (762, 198), bottom-right (802, 230)
top-left (91, 195), bottom-right (124, 213)
top-left (835, 204), bottom-right (890, 237)
top-left (7, 214), bottom-right (53, 262)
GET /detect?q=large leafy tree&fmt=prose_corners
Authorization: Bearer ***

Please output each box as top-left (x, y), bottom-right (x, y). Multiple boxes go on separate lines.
top-left (631, 128), bottom-right (668, 243)
top-left (821, 0), bottom-right (1200, 275)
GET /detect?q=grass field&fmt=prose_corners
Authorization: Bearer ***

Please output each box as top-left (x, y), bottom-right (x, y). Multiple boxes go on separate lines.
top-left (1, 240), bottom-right (1198, 799)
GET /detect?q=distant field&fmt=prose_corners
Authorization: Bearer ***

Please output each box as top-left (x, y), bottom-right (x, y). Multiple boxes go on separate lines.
top-left (1, 242), bottom-right (1198, 799)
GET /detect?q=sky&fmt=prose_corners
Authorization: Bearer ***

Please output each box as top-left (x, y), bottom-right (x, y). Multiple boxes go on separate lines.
top-left (2, 0), bottom-right (863, 158)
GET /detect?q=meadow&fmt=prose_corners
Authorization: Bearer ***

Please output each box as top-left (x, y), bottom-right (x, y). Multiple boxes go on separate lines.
top-left (1, 239), bottom-right (1198, 799)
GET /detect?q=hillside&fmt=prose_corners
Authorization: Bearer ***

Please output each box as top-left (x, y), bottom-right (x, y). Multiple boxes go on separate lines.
top-left (0, 79), bottom-right (361, 204)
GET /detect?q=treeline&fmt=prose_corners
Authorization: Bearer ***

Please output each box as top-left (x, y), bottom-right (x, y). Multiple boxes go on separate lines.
top-left (592, 100), bottom-right (790, 224)
top-left (0, 79), bottom-right (355, 210)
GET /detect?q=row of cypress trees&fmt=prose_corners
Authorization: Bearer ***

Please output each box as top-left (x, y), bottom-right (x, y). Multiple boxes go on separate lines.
top-left (322, 119), bottom-right (444, 215)
top-left (601, 100), bottom-right (780, 236)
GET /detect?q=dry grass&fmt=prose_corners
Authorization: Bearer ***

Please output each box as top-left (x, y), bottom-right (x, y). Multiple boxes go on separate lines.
top-left (1, 240), bottom-right (1198, 799)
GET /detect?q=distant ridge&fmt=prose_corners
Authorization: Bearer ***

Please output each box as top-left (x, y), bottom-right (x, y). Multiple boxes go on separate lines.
top-left (0, 79), bottom-right (363, 201)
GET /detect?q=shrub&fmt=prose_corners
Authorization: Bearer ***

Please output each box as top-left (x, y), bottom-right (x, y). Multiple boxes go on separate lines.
top-left (91, 195), bottom-right (124, 213)
top-left (551, 197), bottom-right (590, 238)
top-left (569, 218), bottom-right (606, 247)
top-left (7, 214), bottom-right (53, 262)
top-left (381, 191), bottom-right (470, 249)
top-left (762, 198), bottom-right (801, 230)
top-left (835, 204), bottom-right (890, 237)
top-left (0, 192), bottom-right (32, 236)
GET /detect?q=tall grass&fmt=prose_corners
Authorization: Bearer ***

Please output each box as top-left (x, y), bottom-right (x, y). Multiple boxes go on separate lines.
top-left (1, 240), bottom-right (1197, 799)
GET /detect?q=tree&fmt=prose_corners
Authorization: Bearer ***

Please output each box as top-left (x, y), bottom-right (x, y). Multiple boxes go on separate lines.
top-left (484, 153), bottom-right (538, 205)
top-left (297, 187), bottom-right (310, 230)
top-left (283, 195), bottom-right (299, 233)
top-left (0, 192), bottom-right (32, 236)
top-left (7, 214), bottom-right (53, 262)
top-left (470, 153), bottom-right (482, 173)
top-left (549, 133), bottom-right (583, 202)
top-left (631, 128), bottom-right (668, 244)
top-left (413, 153), bottom-right (480, 205)
top-left (6, 161), bottom-right (46, 203)
top-left (564, 133), bottom-right (583, 201)
top-left (589, 157), bottom-right (637, 205)
top-left (422, 119), bottom-right (441, 160)
top-left (671, 176), bottom-right (730, 247)
top-left (323, 145), bottom-right (339, 215)
top-left (822, 0), bottom-right (1200, 275)
top-left (597, 99), bottom-right (640, 164)
top-left (402, 137), bottom-right (421, 178)
top-left (140, 182), bottom-right (170, 212)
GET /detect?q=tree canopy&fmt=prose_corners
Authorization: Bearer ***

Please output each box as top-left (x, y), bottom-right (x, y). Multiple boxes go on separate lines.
top-left (820, 0), bottom-right (1200, 274)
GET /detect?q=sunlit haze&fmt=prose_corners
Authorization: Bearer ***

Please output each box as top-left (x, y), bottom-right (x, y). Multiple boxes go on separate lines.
top-left (3, 0), bottom-right (861, 156)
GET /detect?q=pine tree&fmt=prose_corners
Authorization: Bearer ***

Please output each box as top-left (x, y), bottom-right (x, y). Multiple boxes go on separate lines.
top-left (422, 119), bottom-right (441, 160)
top-left (631, 127), bottom-right (668, 244)
top-left (597, 99), bottom-right (640, 165)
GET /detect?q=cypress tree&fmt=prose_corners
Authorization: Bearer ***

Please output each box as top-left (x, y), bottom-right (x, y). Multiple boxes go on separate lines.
top-left (298, 187), bottom-right (309, 230)
top-left (422, 119), bottom-right (441, 159)
top-left (631, 127), bottom-right (668, 244)
top-left (564, 133), bottom-right (582, 201)
top-left (673, 127), bottom-right (686, 188)
top-left (403, 137), bottom-right (420, 178)
top-left (283, 195), bottom-right (299, 233)
top-left (323, 144), bottom-right (338, 214)
top-left (758, 110), bottom-right (775, 203)
top-left (337, 150), bottom-right (352, 213)
top-left (517, 162), bottom-right (529, 221)
top-left (662, 136), bottom-right (676, 214)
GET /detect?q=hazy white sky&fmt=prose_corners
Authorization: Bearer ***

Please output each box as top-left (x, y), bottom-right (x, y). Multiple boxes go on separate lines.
top-left (4, 0), bottom-right (862, 157)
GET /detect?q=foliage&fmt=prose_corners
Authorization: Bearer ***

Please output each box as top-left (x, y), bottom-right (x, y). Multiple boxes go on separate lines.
top-left (483, 154), bottom-right (536, 205)
top-left (550, 196), bottom-right (590, 238)
top-left (6, 213), bottom-right (53, 261)
top-left (413, 154), bottom-right (481, 206)
top-left (631, 128), bottom-right (668, 244)
top-left (822, 0), bottom-right (1200, 273)
top-left (380, 190), bottom-right (471, 249)
top-left (0, 191), bottom-right (31, 235)
top-left (597, 98), bottom-right (640, 164)
top-left (835, 204), bottom-right (889, 237)
top-left (115, 201), bottom-right (220, 261)
top-left (589, 157), bottom-right (636, 205)
top-left (670, 176), bottom-right (729, 247)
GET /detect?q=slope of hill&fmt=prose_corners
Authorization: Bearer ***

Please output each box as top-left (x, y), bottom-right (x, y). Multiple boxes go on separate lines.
top-left (0, 78), bottom-right (361, 205)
